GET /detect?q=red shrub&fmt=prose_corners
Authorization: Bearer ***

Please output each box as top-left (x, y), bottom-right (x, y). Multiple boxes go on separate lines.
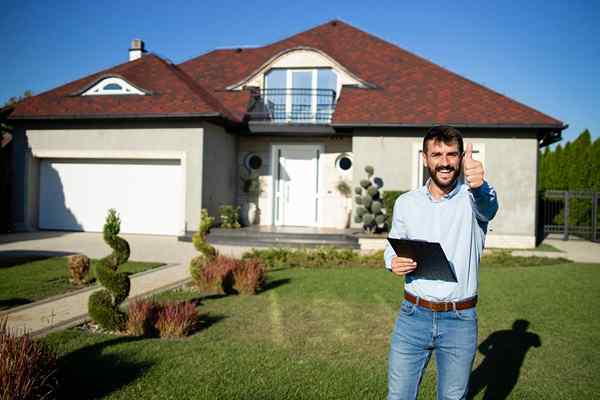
top-left (233, 258), bottom-right (266, 295)
top-left (155, 301), bottom-right (198, 339)
top-left (127, 298), bottom-right (158, 337)
top-left (197, 255), bottom-right (238, 294)
top-left (0, 317), bottom-right (59, 400)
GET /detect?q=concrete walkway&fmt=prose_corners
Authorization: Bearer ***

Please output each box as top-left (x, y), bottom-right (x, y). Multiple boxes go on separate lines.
top-left (512, 234), bottom-right (600, 263)
top-left (0, 231), bottom-right (254, 336)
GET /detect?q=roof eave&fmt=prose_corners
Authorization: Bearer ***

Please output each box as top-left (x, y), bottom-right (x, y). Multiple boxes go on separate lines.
top-left (7, 112), bottom-right (224, 121)
top-left (331, 122), bottom-right (567, 129)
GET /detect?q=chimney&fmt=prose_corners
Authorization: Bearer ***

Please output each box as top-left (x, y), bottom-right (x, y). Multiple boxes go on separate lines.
top-left (129, 39), bottom-right (146, 61)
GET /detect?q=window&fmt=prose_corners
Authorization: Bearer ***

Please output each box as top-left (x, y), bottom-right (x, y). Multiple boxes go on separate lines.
top-left (244, 153), bottom-right (263, 170)
top-left (336, 153), bottom-right (353, 175)
top-left (263, 68), bottom-right (338, 122)
top-left (82, 77), bottom-right (145, 96)
top-left (103, 83), bottom-right (123, 91)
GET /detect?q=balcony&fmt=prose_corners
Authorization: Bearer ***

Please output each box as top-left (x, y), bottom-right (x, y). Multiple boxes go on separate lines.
top-left (247, 88), bottom-right (337, 124)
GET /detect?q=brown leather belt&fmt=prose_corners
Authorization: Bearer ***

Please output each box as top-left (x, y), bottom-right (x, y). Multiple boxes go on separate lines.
top-left (404, 292), bottom-right (477, 312)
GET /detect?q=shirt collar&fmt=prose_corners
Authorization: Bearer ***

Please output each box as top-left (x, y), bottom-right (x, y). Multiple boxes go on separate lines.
top-left (420, 177), bottom-right (463, 201)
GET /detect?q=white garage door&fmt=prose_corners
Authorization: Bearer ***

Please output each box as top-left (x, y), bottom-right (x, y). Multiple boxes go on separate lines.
top-left (39, 159), bottom-right (184, 235)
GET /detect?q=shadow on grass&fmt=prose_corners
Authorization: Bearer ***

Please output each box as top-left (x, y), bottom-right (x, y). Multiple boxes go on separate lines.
top-left (57, 336), bottom-right (153, 399)
top-left (0, 298), bottom-right (30, 310)
top-left (261, 278), bottom-right (291, 293)
top-left (0, 250), bottom-right (74, 268)
top-left (194, 313), bottom-right (226, 334)
top-left (468, 319), bottom-right (541, 400)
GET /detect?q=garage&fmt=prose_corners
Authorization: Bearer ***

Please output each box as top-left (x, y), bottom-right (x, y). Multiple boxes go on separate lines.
top-left (39, 158), bottom-right (184, 235)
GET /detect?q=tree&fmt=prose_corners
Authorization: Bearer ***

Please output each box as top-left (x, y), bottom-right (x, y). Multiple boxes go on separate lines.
top-left (566, 130), bottom-right (591, 190)
top-left (3, 90), bottom-right (32, 107)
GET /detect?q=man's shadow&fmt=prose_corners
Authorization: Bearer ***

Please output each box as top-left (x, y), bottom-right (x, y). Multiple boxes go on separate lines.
top-left (468, 319), bottom-right (541, 400)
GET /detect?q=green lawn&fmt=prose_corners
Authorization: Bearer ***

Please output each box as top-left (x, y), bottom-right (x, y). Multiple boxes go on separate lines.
top-left (0, 256), bottom-right (162, 311)
top-left (42, 259), bottom-right (600, 399)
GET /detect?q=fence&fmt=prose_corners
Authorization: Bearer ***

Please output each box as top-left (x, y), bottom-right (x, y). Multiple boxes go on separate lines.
top-left (540, 190), bottom-right (599, 242)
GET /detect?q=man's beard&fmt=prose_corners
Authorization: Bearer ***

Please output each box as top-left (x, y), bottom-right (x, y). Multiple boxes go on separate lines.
top-left (428, 164), bottom-right (460, 190)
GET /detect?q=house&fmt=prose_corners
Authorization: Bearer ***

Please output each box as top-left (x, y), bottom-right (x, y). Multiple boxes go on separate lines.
top-left (4, 20), bottom-right (565, 248)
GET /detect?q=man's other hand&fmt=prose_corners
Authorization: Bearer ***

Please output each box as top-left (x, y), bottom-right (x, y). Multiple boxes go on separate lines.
top-left (463, 143), bottom-right (484, 189)
top-left (391, 256), bottom-right (417, 276)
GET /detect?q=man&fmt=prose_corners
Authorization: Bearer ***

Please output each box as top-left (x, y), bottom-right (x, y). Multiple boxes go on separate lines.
top-left (384, 125), bottom-right (498, 400)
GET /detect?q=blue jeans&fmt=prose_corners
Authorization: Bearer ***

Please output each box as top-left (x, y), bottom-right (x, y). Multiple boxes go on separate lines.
top-left (388, 299), bottom-right (478, 400)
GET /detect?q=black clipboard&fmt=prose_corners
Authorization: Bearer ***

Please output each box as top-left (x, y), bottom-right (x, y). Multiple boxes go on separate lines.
top-left (387, 238), bottom-right (457, 282)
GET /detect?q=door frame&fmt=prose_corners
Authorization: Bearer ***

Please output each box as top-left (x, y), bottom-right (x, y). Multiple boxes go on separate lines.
top-left (270, 143), bottom-right (324, 226)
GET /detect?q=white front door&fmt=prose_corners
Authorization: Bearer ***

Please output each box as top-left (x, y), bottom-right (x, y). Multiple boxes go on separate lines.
top-left (272, 145), bottom-right (322, 226)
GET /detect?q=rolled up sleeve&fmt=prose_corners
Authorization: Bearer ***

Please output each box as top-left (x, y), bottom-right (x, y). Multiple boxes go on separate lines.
top-left (470, 181), bottom-right (499, 222)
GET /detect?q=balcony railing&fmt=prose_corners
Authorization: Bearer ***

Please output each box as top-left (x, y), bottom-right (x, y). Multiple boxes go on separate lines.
top-left (248, 88), bottom-right (337, 123)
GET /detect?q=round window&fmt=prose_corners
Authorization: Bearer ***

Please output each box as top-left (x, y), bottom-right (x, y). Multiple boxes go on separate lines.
top-left (244, 153), bottom-right (263, 171)
top-left (336, 154), bottom-right (353, 174)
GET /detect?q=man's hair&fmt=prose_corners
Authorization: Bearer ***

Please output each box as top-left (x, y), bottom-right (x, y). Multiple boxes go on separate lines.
top-left (422, 125), bottom-right (464, 155)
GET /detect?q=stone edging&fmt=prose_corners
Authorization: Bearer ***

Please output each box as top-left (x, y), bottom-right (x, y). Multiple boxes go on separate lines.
top-left (31, 276), bottom-right (193, 338)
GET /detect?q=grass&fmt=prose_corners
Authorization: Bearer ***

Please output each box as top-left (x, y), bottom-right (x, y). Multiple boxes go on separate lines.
top-left (40, 254), bottom-right (600, 400)
top-left (0, 257), bottom-right (162, 311)
top-left (533, 243), bottom-right (563, 252)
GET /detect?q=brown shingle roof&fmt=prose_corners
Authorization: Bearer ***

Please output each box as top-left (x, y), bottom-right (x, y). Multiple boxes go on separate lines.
top-left (9, 54), bottom-right (233, 120)
top-left (10, 20), bottom-right (564, 128)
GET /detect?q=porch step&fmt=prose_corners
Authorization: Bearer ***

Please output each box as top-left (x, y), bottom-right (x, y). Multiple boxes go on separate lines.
top-left (177, 227), bottom-right (360, 249)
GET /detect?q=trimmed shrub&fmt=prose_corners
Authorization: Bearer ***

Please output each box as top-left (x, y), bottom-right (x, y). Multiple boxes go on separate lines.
top-left (88, 209), bottom-right (131, 332)
top-left (0, 317), bottom-right (59, 400)
top-left (127, 299), bottom-right (158, 337)
top-left (241, 247), bottom-right (385, 269)
top-left (194, 255), bottom-right (237, 294)
top-left (155, 301), bottom-right (198, 339)
top-left (382, 190), bottom-right (407, 226)
top-left (354, 166), bottom-right (386, 233)
top-left (219, 205), bottom-right (241, 229)
top-left (233, 258), bottom-right (266, 295)
top-left (191, 209), bottom-right (217, 259)
top-left (67, 254), bottom-right (90, 285)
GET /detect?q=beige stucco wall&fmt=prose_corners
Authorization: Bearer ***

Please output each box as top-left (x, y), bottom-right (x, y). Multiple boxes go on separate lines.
top-left (238, 135), bottom-right (352, 227)
top-left (352, 128), bottom-right (540, 248)
top-left (201, 123), bottom-right (237, 223)
top-left (12, 120), bottom-right (234, 234)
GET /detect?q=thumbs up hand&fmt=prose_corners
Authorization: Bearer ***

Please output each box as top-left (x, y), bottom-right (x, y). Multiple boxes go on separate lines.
top-left (463, 143), bottom-right (484, 189)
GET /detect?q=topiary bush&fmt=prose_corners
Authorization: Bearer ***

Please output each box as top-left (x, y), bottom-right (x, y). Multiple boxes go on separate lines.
top-left (354, 165), bottom-right (386, 233)
top-left (67, 254), bottom-right (90, 285)
top-left (190, 209), bottom-right (218, 289)
top-left (0, 317), bottom-right (59, 400)
top-left (88, 209), bottom-right (131, 332)
top-left (191, 209), bottom-right (217, 259)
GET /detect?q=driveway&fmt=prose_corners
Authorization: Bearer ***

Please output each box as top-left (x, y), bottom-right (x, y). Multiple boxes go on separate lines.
top-left (0, 231), bottom-right (252, 264)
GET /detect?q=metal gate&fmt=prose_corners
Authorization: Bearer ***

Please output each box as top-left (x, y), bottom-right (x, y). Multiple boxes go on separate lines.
top-left (540, 190), bottom-right (599, 242)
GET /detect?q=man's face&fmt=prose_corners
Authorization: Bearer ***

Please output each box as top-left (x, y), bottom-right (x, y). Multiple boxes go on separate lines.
top-left (422, 139), bottom-right (462, 190)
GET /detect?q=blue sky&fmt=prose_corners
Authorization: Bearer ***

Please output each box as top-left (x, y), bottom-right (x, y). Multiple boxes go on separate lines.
top-left (2, 0), bottom-right (599, 145)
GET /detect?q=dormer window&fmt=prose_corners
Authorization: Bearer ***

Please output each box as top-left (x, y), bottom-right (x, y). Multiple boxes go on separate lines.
top-left (81, 77), bottom-right (146, 96)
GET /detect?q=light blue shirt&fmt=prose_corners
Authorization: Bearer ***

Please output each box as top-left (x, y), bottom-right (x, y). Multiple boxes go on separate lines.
top-left (383, 178), bottom-right (498, 302)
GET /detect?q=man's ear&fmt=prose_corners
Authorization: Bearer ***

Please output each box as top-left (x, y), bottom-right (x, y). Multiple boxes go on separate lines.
top-left (421, 151), bottom-right (428, 168)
